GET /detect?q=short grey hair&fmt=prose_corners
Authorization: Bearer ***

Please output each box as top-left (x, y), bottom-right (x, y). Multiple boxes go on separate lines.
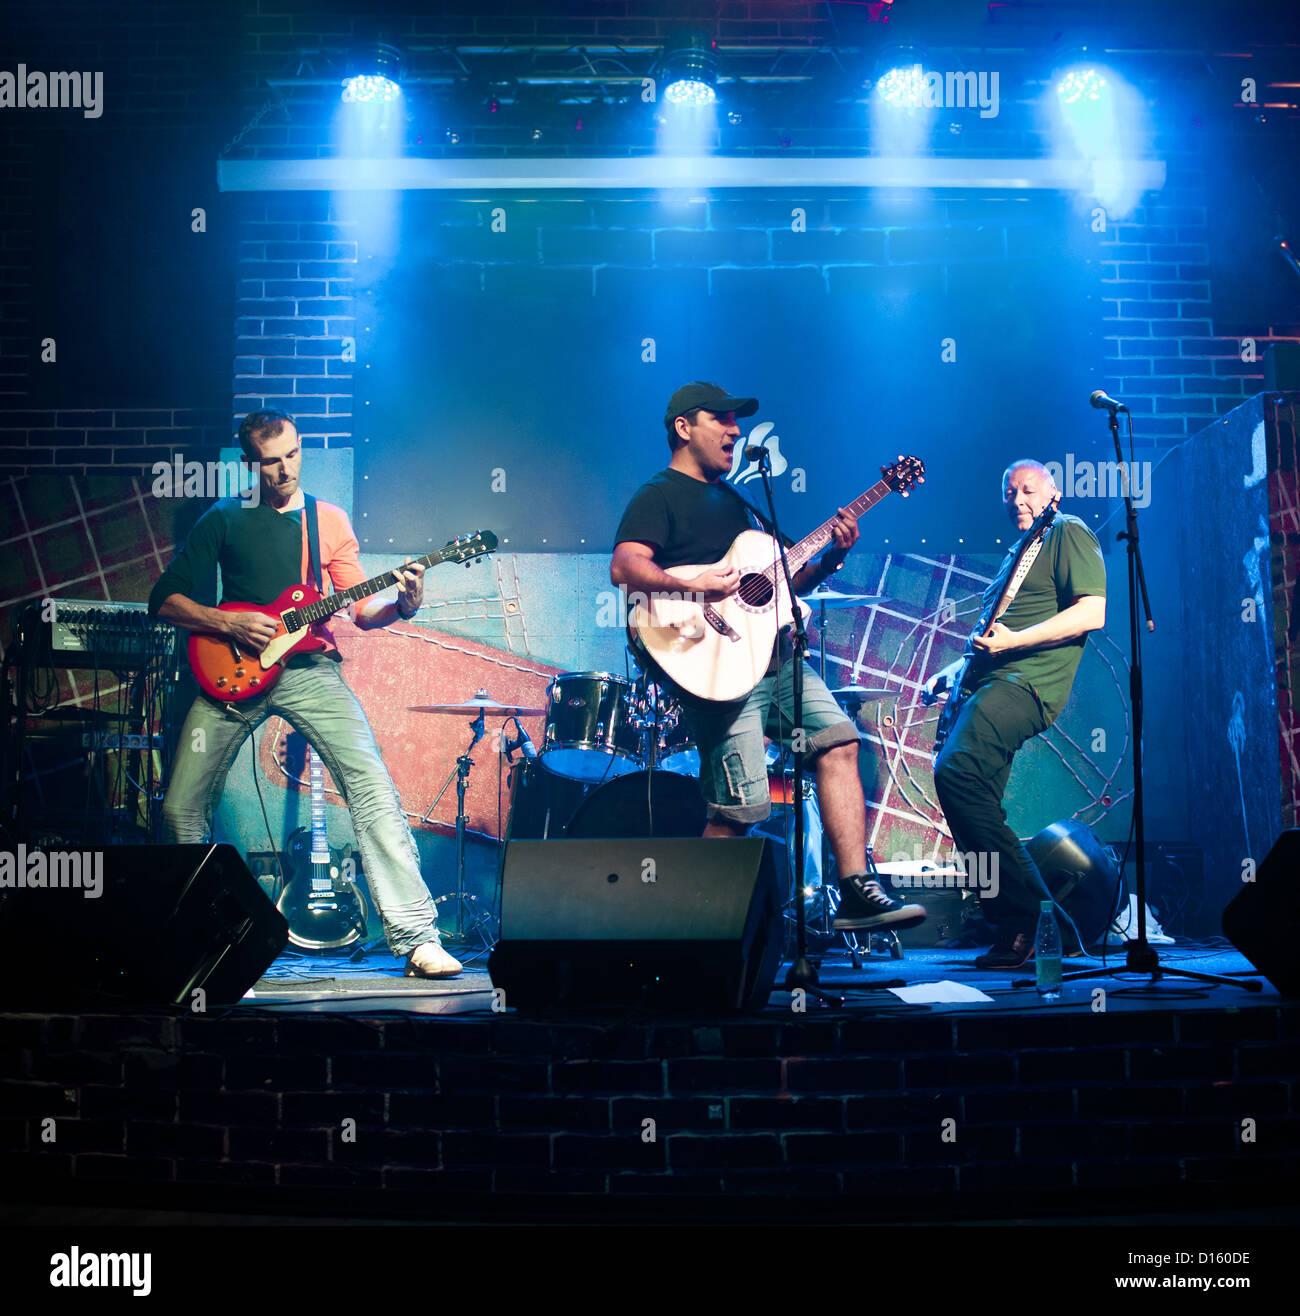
top-left (1001, 459), bottom-right (1055, 491)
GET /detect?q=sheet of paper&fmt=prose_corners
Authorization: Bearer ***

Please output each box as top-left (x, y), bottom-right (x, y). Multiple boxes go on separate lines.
top-left (888, 980), bottom-right (995, 1004)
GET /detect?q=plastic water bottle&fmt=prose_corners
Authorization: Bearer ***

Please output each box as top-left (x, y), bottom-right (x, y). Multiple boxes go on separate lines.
top-left (1035, 900), bottom-right (1063, 1002)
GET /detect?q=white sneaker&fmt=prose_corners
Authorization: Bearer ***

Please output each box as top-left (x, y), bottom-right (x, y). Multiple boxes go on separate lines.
top-left (404, 941), bottom-right (463, 978)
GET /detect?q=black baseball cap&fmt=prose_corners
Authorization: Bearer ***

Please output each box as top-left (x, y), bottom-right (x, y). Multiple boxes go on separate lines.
top-left (665, 381), bottom-right (758, 425)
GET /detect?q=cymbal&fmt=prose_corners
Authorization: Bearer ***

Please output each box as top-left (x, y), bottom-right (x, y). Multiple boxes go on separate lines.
top-left (832, 686), bottom-right (901, 702)
top-left (804, 587), bottom-right (888, 609)
top-left (408, 688), bottom-right (545, 717)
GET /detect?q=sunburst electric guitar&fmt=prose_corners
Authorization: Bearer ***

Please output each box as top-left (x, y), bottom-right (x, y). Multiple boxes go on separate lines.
top-left (187, 530), bottom-right (497, 701)
top-left (628, 457), bottom-right (925, 703)
top-left (927, 494), bottom-right (1061, 757)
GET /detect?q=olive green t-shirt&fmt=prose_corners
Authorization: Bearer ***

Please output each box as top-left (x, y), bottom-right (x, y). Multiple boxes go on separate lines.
top-left (965, 513), bottom-right (1106, 722)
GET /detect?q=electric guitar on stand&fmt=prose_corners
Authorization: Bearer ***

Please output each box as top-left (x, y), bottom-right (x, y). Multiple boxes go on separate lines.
top-left (628, 456), bottom-right (925, 702)
top-left (187, 531), bottom-right (496, 701)
top-left (278, 745), bottom-right (370, 953)
top-left (927, 493), bottom-right (1062, 757)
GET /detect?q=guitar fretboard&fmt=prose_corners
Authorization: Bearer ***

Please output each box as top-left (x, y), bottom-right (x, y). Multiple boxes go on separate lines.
top-left (309, 748), bottom-right (329, 865)
top-left (295, 548), bottom-right (449, 627)
top-left (768, 479), bottom-right (896, 582)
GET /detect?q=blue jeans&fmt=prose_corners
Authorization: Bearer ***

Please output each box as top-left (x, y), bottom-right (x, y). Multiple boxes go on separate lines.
top-left (678, 658), bottom-right (859, 826)
top-left (161, 652), bottom-right (440, 957)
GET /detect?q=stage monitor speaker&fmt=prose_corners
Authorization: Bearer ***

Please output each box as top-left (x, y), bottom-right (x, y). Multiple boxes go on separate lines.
top-left (1221, 829), bottom-right (1300, 996)
top-left (488, 837), bottom-right (783, 1012)
top-left (0, 843), bottom-right (289, 1006)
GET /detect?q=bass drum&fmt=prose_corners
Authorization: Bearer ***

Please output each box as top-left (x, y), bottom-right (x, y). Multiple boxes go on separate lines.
top-left (564, 769), bottom-right (707, 840)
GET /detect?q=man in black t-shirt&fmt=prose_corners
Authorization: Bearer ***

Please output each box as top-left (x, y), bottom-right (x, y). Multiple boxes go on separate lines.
top-left (611, 382), bottom-right (926, 934)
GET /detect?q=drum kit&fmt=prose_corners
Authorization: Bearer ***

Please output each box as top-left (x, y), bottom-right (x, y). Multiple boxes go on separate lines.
top-left (407, 584), bottom-right (902, 954)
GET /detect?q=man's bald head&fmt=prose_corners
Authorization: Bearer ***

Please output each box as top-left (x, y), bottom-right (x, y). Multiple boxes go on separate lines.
top-left (1001, 459), bottom-right (1056, 494)
top-left (1002, 460), bottom-right (1059, 532)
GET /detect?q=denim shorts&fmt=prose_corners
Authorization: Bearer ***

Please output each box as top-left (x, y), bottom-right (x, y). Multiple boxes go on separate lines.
top-left (676, 657), bottom-right (860, 825)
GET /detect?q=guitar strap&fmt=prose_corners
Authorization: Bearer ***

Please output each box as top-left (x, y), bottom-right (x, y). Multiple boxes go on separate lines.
top-left (723, 483), bottom-right (793, 547)
top-left (304, 493), bottom-right (324, 594)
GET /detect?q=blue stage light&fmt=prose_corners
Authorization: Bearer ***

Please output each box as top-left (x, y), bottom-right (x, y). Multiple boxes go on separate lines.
top-left (1056, 68), bottom-right (1106, 105)
top-left (660, 30), bottom-right (719, 109)
top-left (340, 43), bottom-right (404, 105)
top-left (341, 74), bottom-right (401, 104)
top-left (876, 64), bottom-right (924, 109)
top-left (664, 78), bottom-right (716, 107)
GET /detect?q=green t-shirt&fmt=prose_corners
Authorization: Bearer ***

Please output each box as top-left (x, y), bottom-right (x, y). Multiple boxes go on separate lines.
top-left (965, 513), bottom-right (1106, 722)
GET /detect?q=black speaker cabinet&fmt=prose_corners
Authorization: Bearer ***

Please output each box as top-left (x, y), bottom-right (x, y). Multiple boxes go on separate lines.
top-left (488, 837), bottom-right (783, 1011)
top-left (0, 843), bottom-right (288, 1006)
top-left (1222, 830), bottom-right (1300, 996)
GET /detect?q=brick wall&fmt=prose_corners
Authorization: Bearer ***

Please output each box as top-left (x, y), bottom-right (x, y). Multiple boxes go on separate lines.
top-left (235, 197), bottom-right (357, 445)
top-left (2, 1004), bottom-right (1296, 1212)
top-left (3, 1), bottom-right (1298, 479)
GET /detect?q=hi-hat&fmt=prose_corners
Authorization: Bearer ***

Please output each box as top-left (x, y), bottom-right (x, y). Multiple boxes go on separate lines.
top-left (804, 587), bottom-right (888, 609)
top-left (408, 687), bottom-right (544, 716)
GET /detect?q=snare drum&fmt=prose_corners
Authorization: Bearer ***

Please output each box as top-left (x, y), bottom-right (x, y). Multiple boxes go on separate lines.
top-left (542, 671), bottom-right (643, 781)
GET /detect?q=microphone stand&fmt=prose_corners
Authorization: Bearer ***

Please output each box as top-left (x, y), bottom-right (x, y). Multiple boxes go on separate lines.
top-left (754, 447), bottom-right (843, 1007)
top-left (1060, 407), bottom-right (1255, 992)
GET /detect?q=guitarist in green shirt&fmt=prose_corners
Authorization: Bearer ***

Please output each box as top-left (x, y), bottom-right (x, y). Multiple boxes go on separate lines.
top-left (925, 460), bottom-right (1106, 969)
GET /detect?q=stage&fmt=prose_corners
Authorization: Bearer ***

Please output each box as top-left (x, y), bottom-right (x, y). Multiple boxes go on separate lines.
top-left (3, 938), bottom-right (1295, 1226)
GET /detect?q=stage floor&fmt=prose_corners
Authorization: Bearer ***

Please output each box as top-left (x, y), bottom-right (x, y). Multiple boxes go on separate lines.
top-left (243, 940), bottom-right (1274, 1015)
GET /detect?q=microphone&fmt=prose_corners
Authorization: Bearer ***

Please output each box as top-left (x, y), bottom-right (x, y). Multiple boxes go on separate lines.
top-left (1090, 389), bottom-right (1129, 413)
top-left (505, 717), bottom-right (537, 760)
top-left (743, 439), bottom-right (769, 461)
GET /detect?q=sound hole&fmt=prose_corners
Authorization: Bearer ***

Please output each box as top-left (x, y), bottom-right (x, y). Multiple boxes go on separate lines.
top-left (738, 572), bottom-right (773, 607)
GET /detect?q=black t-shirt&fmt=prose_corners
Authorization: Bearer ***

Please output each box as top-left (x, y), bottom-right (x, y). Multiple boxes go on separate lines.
top-left (614, 467), bottom-right (794, 678)
top-left (613, 467), bottom-right (783, 566)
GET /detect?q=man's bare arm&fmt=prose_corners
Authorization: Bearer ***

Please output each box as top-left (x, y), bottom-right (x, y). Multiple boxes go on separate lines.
top-left (156, 593), bottom-right (278, 653)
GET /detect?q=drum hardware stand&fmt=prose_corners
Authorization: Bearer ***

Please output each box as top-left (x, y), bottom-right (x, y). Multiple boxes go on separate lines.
top-left (420, 700), bottom-right (494, 949)
top-left (1059, 402), bottom-right (1255, 993)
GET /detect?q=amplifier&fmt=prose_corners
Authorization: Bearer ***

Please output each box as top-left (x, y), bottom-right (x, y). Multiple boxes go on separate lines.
top-left (48, 599), bottom-right (176, 668)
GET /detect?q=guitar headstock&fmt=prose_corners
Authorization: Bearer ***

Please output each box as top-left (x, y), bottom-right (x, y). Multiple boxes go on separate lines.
top-left (440, 530), bottom-right (498, 566)
top-left (881, 454), bottom-right (926, 497)
top-left (1034, 491), bottom-right (1062, 531)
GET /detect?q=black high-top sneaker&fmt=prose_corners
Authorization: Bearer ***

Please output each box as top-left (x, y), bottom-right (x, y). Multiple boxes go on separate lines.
top-left (832, 874), bottom-right (927, 932)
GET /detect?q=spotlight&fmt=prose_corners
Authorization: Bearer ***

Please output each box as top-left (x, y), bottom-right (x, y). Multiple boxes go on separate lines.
top-left (341, 42), bottom-right (403, 104)
top-left (662, 29), bottom-right (719, 106)
top-left (875, 63), bottom-right (924, 108)
top-left (1055, 68), bottom-right (1106, 104)
top-left (1027, 820), bottom-right (1124, 948)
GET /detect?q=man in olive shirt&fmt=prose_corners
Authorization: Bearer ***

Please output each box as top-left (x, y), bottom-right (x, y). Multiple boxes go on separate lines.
top-left (927, 460), bottom-right (1106, 968)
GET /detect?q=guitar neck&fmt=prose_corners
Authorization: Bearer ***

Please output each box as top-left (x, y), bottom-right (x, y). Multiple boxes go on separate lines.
top-left (296, 549), bottom-right (445, 626)
top-left (308, 748), bottom-right (329, 865)
top-left (783, 479), bottom-right (896, 577)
